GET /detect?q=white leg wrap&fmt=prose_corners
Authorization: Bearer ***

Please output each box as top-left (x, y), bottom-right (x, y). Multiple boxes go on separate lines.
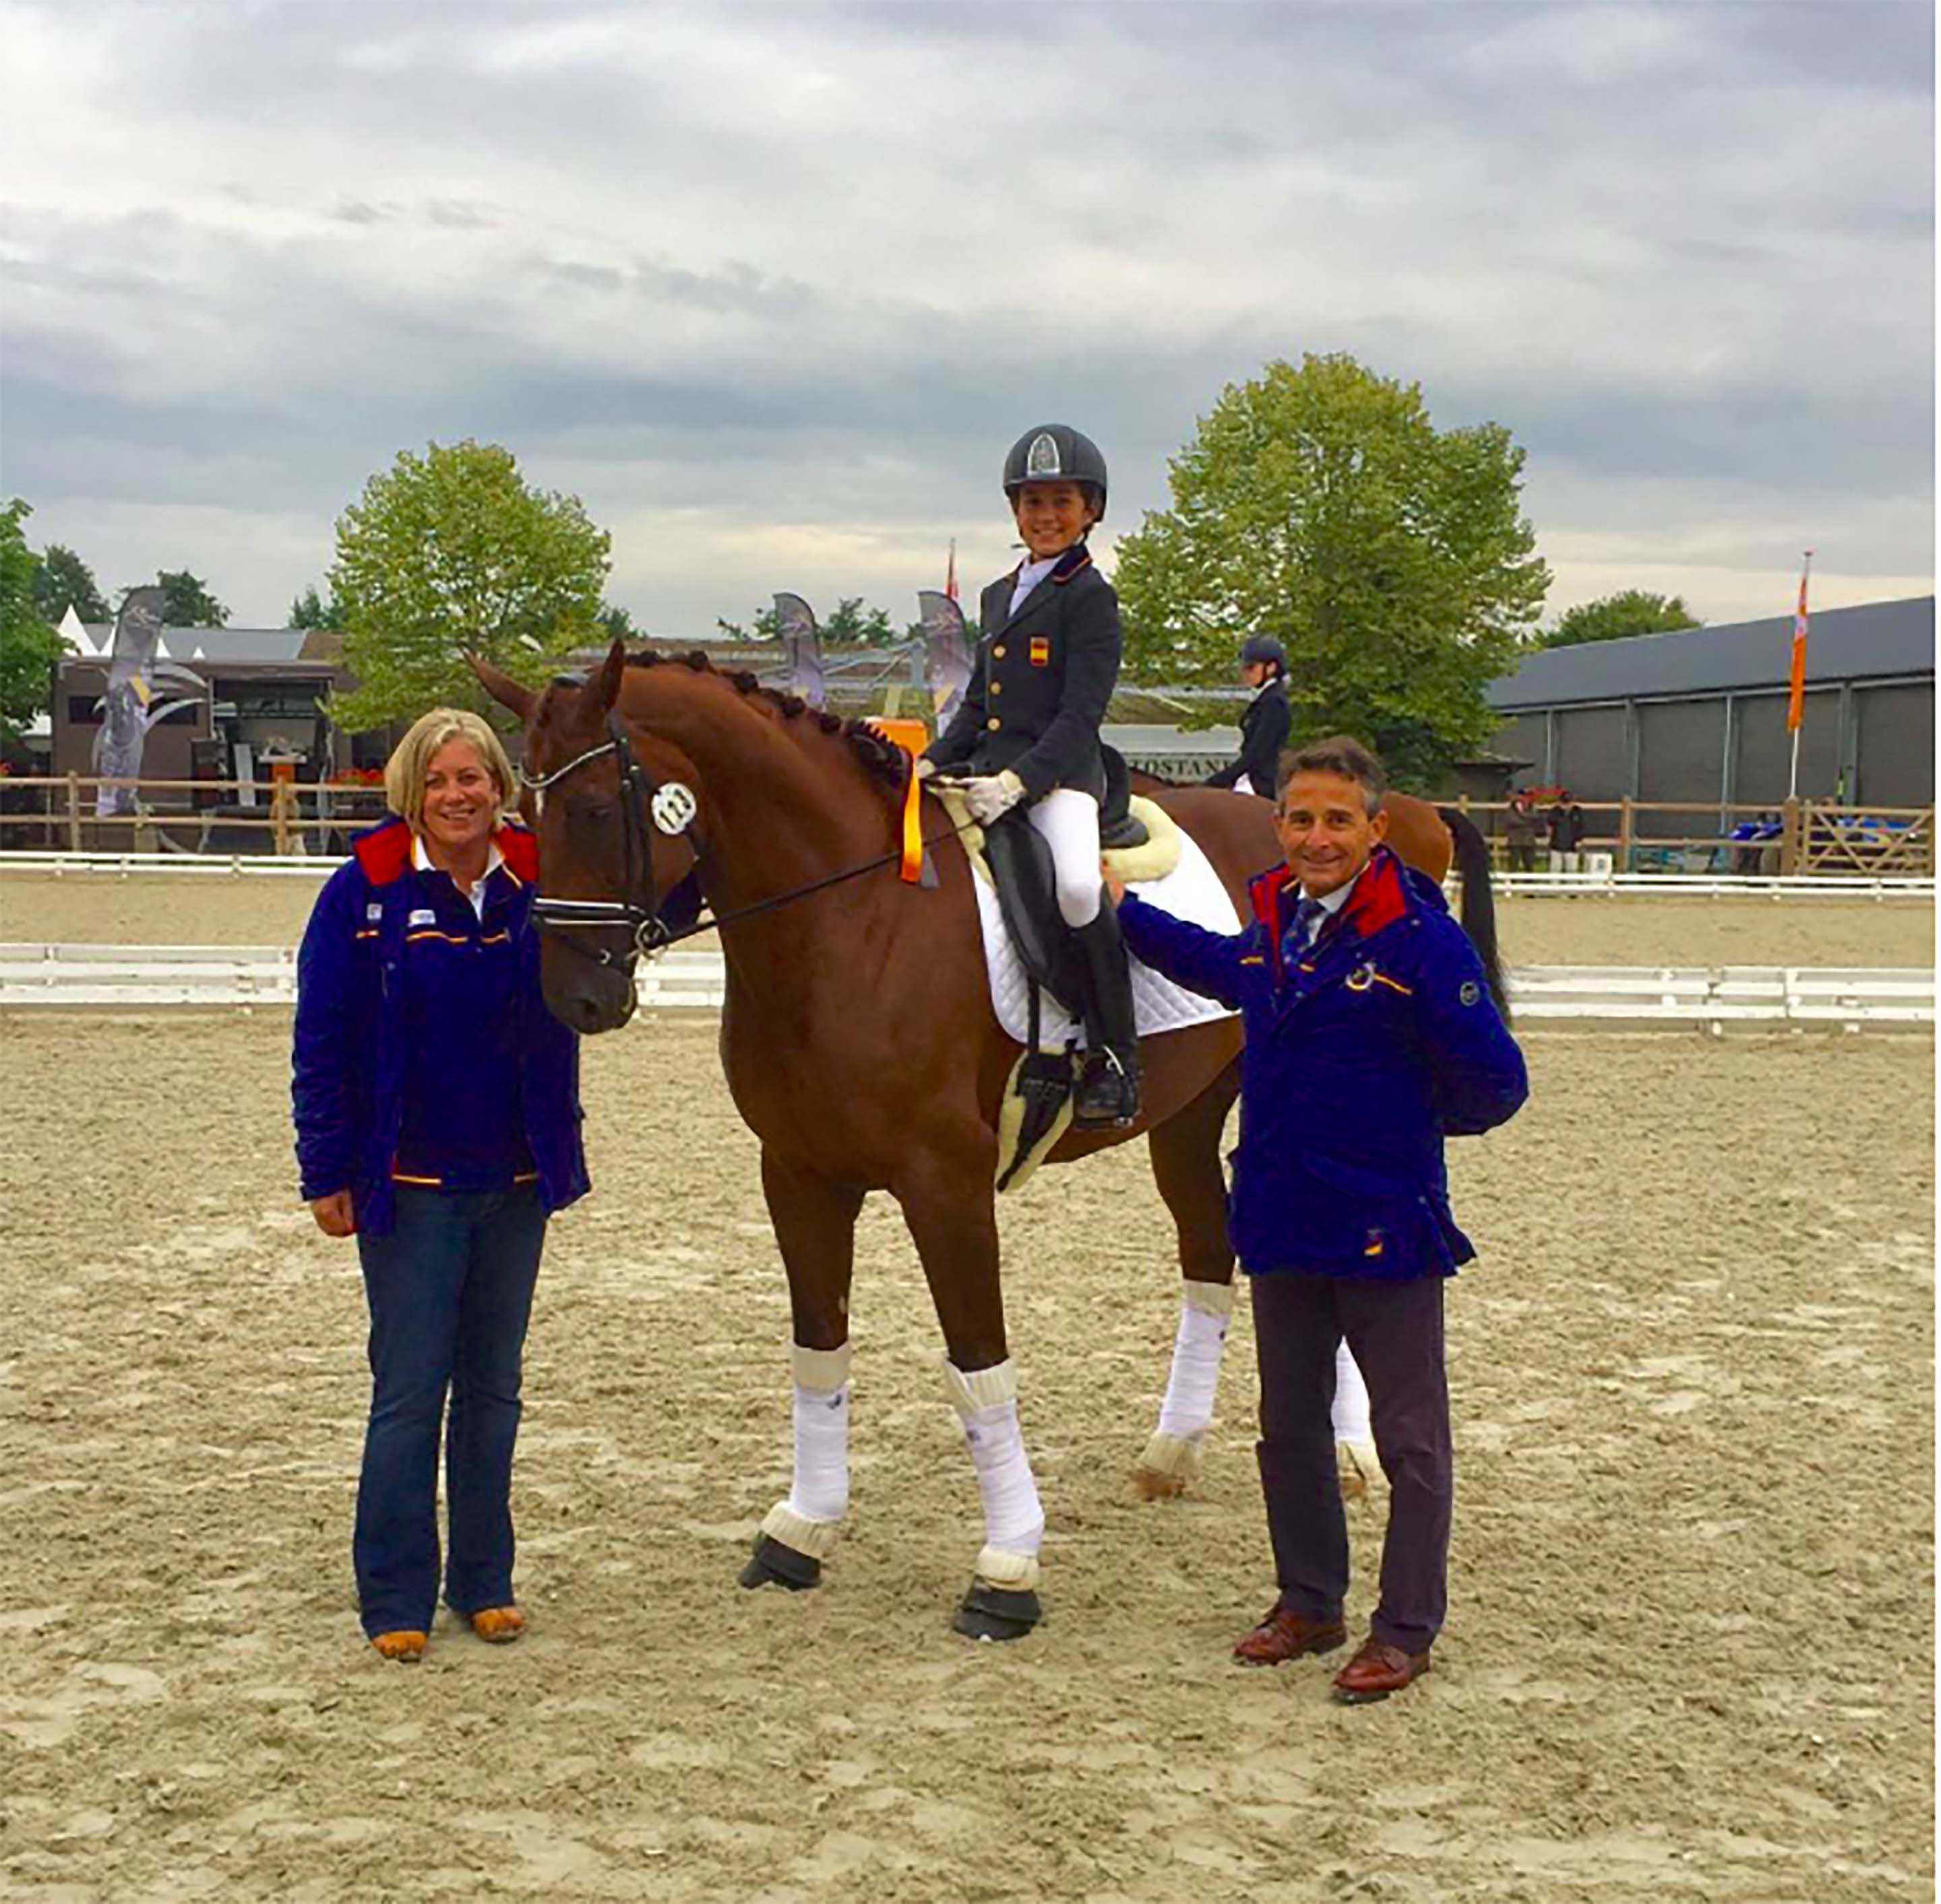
top-left (1331, 1341), bottom-right (1372, 1445)
top-left (1156, 1285), bottom-right (1233, 1441)
top-left (760, 1341), bottom-right (852, 1560)
top-left (942, 1359), bottom-right (1045, 1590)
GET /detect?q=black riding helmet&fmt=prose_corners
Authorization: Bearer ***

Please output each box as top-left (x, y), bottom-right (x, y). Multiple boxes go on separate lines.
top-left (1239, 632), bottom-right (1287, 674)
top-left (1003, 425), bottom-right (1109, 522)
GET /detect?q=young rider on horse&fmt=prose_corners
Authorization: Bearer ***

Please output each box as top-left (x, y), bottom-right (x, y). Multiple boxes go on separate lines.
top-left (917, 424), bottom-right (1140, 1128)
top-left (1206, 634), bottom-right (1293, 799)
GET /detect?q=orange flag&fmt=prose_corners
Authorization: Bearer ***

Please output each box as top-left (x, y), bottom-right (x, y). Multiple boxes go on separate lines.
top-left (1785, 553), bottom-right (1812, 732)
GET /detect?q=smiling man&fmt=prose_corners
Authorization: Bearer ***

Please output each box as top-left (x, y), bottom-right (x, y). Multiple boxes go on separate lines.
top-left (1109, 736), bottom-right (1527, 1702)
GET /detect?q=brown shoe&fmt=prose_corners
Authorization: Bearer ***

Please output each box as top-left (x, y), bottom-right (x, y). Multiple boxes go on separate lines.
top-left (1331, 1636), bottom-right (1432, 1702)
top-left (1232, 1603), bottom-right (1348, 1667)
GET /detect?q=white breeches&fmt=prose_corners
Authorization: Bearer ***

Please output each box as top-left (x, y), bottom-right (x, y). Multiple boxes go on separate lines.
top-left (943, 1359), bottom-right (1045, 1589)
top-left (1027, 788), bottom-right (1103, 927)
top-left (1157, 1282), bottom-right (1233, 1440)
top-left (760, 1342), bottom-right (852, 1560)
top-left (1331, 1340), bottom-right (1372, 1446)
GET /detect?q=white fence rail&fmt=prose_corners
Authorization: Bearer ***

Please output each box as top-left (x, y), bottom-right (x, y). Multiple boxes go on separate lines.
top-left (2, 851), bottom-right (1932, 902)
top-left (1, 944), bottom-right (1930, 1028)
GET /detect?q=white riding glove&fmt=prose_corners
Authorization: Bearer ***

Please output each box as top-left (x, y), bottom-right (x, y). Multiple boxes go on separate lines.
top-left (914, 757), bottom-right (939, 781)
top-left (961, 770), bottom-right (1026, 824)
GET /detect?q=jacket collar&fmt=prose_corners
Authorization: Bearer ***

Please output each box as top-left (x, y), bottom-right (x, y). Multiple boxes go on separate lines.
top-left (1247, 847), bottom-right (1411, 984)
top-left (353, 815), bottom-right (539, 888)
top-left (990, 542), bottom-right (1093, 638)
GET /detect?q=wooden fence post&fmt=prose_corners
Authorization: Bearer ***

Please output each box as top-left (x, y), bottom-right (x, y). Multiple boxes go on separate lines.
top-left (1779, 797), bottom-right (1800, 877)
top-left (1617, 797), bottom-right (1633, 872)
top-left (65, 772), bottom-right (82, 853)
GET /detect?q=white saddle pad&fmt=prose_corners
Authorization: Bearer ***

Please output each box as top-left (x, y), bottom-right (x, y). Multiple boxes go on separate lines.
top-left (974, 826), bottom-right (1242, 1049)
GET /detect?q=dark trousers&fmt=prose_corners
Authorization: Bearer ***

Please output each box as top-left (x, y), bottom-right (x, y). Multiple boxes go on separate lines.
top-left (1251, 1270), bottom-right (1452, 1655)
top-left (354, 1184), bottom-right (546, 1637)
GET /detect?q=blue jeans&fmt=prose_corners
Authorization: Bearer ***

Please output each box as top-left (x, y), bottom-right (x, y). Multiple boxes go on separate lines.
top-left (354, 1184), bottom-right (547, 1637)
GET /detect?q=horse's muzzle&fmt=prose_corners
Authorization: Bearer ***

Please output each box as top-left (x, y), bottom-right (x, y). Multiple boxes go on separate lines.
top-left (542, 958), bottom-right (638, 1035)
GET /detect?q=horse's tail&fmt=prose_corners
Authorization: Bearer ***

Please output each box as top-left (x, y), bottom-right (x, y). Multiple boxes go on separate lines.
top-left (1436, 805), bottom-right (1510, 1021)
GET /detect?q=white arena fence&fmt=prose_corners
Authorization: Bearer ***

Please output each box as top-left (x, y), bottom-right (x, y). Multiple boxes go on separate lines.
top-left (1, 944), bottom-right (1930, 1029)
top-left (0, 851), bottom-right (1932, 904)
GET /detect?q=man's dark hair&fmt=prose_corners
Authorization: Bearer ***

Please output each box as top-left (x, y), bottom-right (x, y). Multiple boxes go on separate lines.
top-left (1276, 736), bottom-right (1387, 815)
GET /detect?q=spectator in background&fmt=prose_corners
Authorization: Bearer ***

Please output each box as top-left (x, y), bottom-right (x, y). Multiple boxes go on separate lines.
top-left (1504, 790), bottom-right (1538, 874)
top-left (1546, 795), bottom-right (1586, 874)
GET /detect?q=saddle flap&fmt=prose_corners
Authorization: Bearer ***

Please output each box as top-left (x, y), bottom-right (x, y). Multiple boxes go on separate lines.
top-left (982, 814), bottom-right (1084, 1014)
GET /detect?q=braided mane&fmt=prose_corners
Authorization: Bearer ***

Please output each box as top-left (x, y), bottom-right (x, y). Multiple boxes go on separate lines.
top-left (623, 648), bottom-right (908, 793)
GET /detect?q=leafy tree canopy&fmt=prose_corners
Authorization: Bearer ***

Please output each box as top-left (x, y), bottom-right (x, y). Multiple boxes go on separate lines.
top-left (327, 439), bottom-right (611, 733)
top-left (1541, 589), bottom-right (1699, 648)
top-left (33, 544), bottom-right (110, 624)
top-left (155, 568), bottom-right (228, 627)
top-left (716, 598), bottom-right (902, 646)
top-left (595, 602), bottom-right (638, 643)
top-left (1113, 352), bottom-right (1549, 788)
top-left (716, 607), bottom-right (782, 642)
top-left (0, 500), bottom-right (71, 747)
top-left (288, 584), bottom-right (346, 630)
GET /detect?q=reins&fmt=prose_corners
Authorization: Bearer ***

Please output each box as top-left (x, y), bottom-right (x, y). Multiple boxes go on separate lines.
top-left (520, 714), bottom-right (977, 965)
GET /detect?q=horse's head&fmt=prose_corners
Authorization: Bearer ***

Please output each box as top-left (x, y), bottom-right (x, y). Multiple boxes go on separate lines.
top-left (474, 640), bottom-right (704, 1037)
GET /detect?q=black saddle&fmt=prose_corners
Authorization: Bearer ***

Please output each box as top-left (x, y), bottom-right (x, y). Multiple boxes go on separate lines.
top-left (1100, 745), bottom-right (1149, 852)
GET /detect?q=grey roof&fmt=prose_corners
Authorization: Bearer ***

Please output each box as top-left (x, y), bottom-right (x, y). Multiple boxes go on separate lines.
top-left (1487, 595), bottom-right (1934, 709)
top-left (77, 623), bottom-right (311, 664)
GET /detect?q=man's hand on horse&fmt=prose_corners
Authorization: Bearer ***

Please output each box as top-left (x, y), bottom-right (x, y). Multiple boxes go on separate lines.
top-left (1103, 867), bottom-right (1128, 906)
top-left (961, 770), bottom-right (1025, 824)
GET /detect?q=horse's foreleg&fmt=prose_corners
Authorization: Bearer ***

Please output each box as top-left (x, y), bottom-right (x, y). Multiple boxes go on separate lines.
top-left (894, 1154), bottom-right (1045, 1642)
top-left (741, 1149), bottom-right (865, 1593)
top-left (1136, 1064), bottom-right (1241, 1500)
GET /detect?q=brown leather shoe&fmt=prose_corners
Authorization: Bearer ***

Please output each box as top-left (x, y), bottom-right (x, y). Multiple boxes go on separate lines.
top-left (1331, 1636), bottom-right (1432, 1702)
top-left (1232, 1603), bottom-right (1349, 1666)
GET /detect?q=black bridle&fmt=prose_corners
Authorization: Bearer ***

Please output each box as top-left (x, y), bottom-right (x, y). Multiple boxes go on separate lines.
top-left (519, 712), bottom-right (674, 968)
top-left (520, 710), bottom-right (985, 973)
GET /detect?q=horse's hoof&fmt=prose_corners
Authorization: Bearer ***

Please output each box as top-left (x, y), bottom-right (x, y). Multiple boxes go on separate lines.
top-left (952, 1580), bottom-right (1041, 1642)
top-left (1131, 1463), bottom-right (1190, 1502)
top-left (739, 1533), bottom-right (822, 1592)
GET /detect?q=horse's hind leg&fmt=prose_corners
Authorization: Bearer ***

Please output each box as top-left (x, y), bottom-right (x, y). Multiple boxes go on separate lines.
top-left (741, 1149), bottom-right (865, 1593)
top-left (1135, 1060), bottom-right (1241, 1500)
top-left (892, 1152), bottom-right (1045, 1642)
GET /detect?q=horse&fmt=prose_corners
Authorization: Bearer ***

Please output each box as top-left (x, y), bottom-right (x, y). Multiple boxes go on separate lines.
top-left (475, 640), bottom-right (1503, 1641)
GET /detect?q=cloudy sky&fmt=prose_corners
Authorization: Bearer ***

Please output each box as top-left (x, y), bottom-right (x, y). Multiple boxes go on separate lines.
top-left (1, 1), bottom-right (1932, 638)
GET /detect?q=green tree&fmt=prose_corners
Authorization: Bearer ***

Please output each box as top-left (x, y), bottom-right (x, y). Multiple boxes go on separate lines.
top-left (1542, 589), bottom-right (1699, 648)
top-left (33, 544), bottom-right (110, 624)
top-left (288, 584), bottom-right (346, 629)
top-left (822, 597), bottom-right (898, 645)
top-left (595, 602), bottom-right (638, 642)
top-left (1114, 353), bottom-right (1549, 787)
top-left (716, 607), bottom-right (782, 642)
top-left (327, 440), bottom-right (611, 732)
top-left (155, 568), bottom-right (228, 626)
top-left (0, 500), bottom-right (69, 747)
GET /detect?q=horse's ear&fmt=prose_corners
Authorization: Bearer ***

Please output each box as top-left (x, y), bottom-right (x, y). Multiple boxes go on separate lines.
top-left (470, 654), bottom-right (535, 721)
top-left (593, 637), bottom-right (627, 712)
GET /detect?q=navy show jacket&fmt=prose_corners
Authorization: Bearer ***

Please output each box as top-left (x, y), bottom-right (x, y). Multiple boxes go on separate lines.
top-left (1118, 847), bottom-right (1527, 1281)
top-left (923, 543), bottom-right (1121, 802)
top-left (292, 817), bottom-right (589, 1236)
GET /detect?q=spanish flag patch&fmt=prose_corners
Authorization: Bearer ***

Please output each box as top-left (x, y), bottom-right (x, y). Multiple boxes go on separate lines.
top-left (1029, 636), bottom-right (1051, 667)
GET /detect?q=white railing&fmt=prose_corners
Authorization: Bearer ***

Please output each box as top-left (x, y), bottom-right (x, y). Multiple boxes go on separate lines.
top-left (2, 944), bottom-right (1930, 1028)
top-left (3, 852), bottom-right (1932, 902)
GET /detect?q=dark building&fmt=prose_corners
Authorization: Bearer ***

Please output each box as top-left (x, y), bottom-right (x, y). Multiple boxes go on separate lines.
top-left (1486, 596), bottom-right (1934, 825)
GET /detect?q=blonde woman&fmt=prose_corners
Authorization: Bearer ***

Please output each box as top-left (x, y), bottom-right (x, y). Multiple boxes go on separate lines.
top-left (292, 708), bottom-right (588, 1663)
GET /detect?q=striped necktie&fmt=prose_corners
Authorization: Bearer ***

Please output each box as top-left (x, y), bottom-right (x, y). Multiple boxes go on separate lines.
top-left (1286, 894), bottom-right (1327, 960)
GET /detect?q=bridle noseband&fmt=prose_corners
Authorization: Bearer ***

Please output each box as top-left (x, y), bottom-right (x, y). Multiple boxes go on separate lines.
top-left (519, 712), bottom-right (675, 966)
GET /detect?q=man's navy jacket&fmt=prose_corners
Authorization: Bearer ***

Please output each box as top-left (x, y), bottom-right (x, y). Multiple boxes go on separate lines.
top-left (292, 817), bottom-right (588, 1236)
top-left (1118, 847), bottom-right (1527, 1281)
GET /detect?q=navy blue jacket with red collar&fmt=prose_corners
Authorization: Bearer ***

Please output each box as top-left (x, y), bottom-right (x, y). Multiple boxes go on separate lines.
top-left (292, 817), bottom-right (589, 1235)
top-left (1118, 847), bottom-right (1527, 1280)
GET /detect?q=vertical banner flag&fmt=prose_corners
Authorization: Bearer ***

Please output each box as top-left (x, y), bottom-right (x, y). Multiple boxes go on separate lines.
top-left (1785, 550), bottom-right (1812, 732)
top-left (945, 539), bottom-right (958, 604)
top-left (772, 592), bottom-right (825, 708)
top-left (917, 589), bottom-right (972, 729)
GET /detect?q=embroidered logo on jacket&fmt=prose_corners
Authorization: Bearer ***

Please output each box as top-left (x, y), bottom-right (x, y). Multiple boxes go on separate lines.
top-left (1029, 636), bottom-right (1051, 667)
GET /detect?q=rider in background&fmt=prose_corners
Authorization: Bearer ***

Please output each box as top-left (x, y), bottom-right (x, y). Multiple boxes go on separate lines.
top-left (918, 424), bottom-right (1140, 1128)
top-left (1205, 633), bottom-right (1293, 798)
top-left (292, 708), bottom-right (588, 1664)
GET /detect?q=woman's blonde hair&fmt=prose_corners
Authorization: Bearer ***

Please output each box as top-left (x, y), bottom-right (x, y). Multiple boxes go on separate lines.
top-left (383, 708), bottom-right (518, 832)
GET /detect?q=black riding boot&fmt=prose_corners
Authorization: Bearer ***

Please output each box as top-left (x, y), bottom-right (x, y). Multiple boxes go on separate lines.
top-left (1072, 904), bottom-right (1142, 1129)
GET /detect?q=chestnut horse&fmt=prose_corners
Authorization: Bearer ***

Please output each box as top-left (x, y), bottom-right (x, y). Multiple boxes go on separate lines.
top-left (477, 642), bottom-right (1501, 1640)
